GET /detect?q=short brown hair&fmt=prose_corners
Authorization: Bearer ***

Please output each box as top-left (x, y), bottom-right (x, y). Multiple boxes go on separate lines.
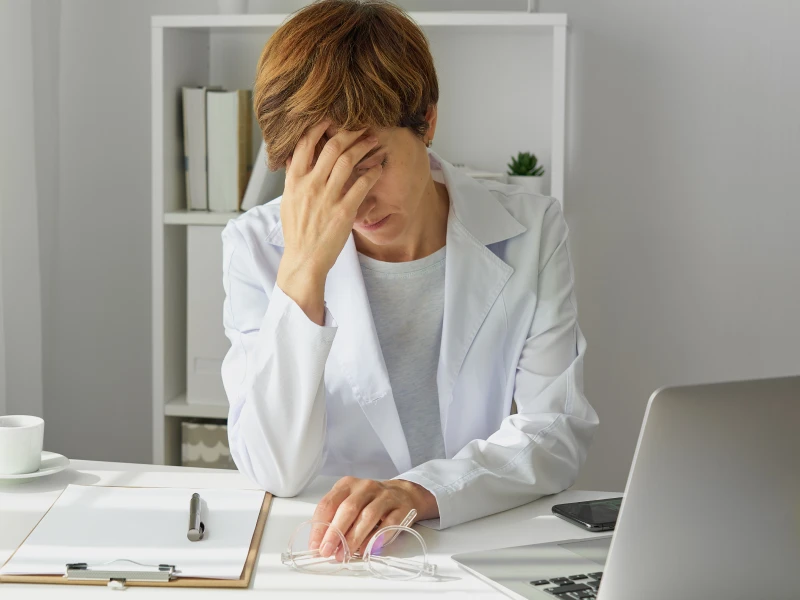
top-left (253, 0), bottom-right (439, 171)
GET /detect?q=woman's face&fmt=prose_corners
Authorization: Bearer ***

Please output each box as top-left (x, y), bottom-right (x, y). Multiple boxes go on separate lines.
top-left (323, 123), bottom-right (435, 249)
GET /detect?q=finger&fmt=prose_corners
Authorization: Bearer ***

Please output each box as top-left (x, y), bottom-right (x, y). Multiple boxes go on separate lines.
top-left (319, 489), bottom-right (375, 558)
top-left (325, 135), bottom-right (380, 196)
top-left (289, 119), bottom-right (331, 178)
top-left (356, 525), bottom-right (381, 557)
top-left (311, 127), bottom-right (369, 180)
top-left (340, 164), bottom-right (383, 213)
top-left (309, 484), bottom-right (350, 551)
top-left (345, 497), bottom-right (392, 556)
top-left (358, 508), bottom-right (408, 556)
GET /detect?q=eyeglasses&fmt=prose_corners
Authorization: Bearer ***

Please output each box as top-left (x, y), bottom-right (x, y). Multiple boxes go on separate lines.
top-left (281, 509), bottom-right (438, 580)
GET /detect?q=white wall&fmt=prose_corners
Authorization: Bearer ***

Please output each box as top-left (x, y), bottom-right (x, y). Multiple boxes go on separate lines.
top-left (19, 0), bottom-right (800, 487)
top-left (0, 202), bottom-right (4, 414)
top-left (542, 0), bottom-right (800, 490)
top-left (42, 0), bottom-right (221, 462)
top-left (0, 0), bottom-right (44, 419)
top-left (31, 0), bottom-right (62, 434)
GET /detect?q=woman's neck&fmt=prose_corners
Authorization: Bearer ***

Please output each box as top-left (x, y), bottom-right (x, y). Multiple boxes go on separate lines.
top-left (356, 177), bottom-right (450, 262)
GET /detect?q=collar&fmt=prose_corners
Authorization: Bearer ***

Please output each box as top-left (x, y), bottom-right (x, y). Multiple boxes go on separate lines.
top-left (428, 149), bottom-right (526, 245)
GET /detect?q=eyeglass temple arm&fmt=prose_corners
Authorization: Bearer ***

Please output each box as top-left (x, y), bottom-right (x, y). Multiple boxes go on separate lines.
top-left (368, 554), bottom-right (438, 577)
top-left (379, 508), bottom-right (417, 546)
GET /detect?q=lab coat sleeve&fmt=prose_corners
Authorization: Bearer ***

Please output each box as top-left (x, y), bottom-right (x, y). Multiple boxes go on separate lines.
top-left (221, 221), bottom-right (337, 497)
top-left (395, 199), bottom-right (599, 529)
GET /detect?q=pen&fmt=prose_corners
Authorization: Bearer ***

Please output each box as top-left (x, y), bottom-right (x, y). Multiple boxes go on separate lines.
top-left (187, 493), bottom-right (205, 541)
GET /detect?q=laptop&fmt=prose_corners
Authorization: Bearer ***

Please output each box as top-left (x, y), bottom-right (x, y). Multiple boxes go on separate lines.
top-left (452, 376), bottom-right (800, 600)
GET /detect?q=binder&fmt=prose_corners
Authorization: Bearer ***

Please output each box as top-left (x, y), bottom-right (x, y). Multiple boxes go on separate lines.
top-left (207, 89), bottom-right (252, 212)
top-left (181, 86), bottom-right (222, 211)
top-left (0, 485), bottom-right (271, 589)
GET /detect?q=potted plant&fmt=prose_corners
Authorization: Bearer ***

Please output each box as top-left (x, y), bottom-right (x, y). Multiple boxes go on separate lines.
top-left (507, 151), bottom-right (545, 195)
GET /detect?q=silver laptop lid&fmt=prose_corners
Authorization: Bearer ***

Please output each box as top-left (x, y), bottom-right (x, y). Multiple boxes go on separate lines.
top-left (601, 376), bottom-right (800, 600)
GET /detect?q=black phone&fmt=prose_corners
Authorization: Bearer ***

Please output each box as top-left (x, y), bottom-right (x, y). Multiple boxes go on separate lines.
top-left (551, 497), bottom-right (623, 532)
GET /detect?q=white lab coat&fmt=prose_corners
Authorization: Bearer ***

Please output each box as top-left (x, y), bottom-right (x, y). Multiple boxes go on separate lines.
top-left (221, 149), bottom-right (598, 529)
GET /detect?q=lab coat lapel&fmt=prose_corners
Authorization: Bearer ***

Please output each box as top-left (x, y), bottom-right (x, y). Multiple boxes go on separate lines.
top-left (430, 151), bottom-right (527, 446)
top-left (437, 220), bottom-right (513, 438)
top-left (324, 234), bottom-right (413, 474)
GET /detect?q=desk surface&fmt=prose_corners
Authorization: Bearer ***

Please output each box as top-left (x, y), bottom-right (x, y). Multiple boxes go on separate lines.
top-left (0, 460), bottom-right (618, 598)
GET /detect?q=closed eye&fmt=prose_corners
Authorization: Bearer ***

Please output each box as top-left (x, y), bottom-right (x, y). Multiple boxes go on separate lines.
top-left (357, 154), bottom-right (388, 170)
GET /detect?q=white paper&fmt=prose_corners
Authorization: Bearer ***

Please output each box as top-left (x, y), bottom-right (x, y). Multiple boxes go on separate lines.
top-left (241, 140), bottom-right (285, 211)
top-left (241, 140), bottom-right (268, 211)
top-left (0, 485), bottom-right (265, 579)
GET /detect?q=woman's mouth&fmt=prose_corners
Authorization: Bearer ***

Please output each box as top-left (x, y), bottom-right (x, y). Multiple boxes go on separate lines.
top-left (360, 215), bottom-right (391, 231)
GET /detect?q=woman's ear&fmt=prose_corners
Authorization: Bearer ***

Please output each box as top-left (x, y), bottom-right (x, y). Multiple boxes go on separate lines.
top-left (425, 104), bottom-right (438, 139)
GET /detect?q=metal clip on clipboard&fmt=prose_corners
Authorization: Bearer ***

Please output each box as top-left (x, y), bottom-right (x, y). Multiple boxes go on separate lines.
top-left (65, 559), bottom-right (176, 584)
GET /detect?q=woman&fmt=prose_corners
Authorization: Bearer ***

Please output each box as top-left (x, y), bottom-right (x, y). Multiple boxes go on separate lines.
top-left (221, 0), bottom-right (598, 557)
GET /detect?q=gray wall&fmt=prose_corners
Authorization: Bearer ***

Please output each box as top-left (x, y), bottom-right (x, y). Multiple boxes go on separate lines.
top-left (543, 0), bottom-right (800, 490)
top-left (32, 0), bottom-right (63, 435)
top-left (40, 0), bottom-right (216, 462)
top-left (16, 0), bottom-right (800, 487)
top-left (0, 0), bottom-right (44, 419)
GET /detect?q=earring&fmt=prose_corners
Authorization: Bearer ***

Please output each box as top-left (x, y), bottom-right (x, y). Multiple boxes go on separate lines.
top-left (426, 138), bottom-right (433, 148)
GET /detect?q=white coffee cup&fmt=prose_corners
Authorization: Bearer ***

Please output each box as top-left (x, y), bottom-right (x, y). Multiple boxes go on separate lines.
top-left (0, 415), bottom-right (44, 475)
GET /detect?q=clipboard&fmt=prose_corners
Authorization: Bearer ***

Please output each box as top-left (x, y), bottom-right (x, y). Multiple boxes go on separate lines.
top-left (0, 487), bottom-right (272, 589)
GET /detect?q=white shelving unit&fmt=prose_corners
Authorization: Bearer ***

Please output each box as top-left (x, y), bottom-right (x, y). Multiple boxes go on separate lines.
top-left (151, 11), bottom-right (568, 465)
top-left (165, 395), bottom-right (228, 419)
top-left (164, 210), bottom-right (241, 225)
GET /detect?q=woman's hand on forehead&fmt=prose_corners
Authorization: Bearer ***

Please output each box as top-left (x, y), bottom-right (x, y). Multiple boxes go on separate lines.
top-left (320, 125), bottom-right (377, 148)
top-left (276, 119), bottom-right (383, 325)
top-left (315, 124), bottom-right (383, 167)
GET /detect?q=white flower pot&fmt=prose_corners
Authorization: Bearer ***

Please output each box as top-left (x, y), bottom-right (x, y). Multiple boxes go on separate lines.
top-left (508, 175), bottom-right (544, 196)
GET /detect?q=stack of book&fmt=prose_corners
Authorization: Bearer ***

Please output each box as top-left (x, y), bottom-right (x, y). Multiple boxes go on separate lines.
top-left (183, 86), bottom-right (274, 213)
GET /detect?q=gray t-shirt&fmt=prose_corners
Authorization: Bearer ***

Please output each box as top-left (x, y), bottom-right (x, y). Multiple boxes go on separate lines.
top-left (358, 246), bottom-right (447, 468)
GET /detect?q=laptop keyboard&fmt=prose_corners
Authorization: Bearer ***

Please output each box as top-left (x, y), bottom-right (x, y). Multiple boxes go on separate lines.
top-left (530, 571), bottom-right (603, 598)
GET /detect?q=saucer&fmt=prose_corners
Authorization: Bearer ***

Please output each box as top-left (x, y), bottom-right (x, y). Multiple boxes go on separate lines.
top-left (0, 451), bottom-right (70, 481)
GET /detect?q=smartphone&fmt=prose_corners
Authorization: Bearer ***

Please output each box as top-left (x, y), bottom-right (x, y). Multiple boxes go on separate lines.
top-left (551, 497), bottom-right (623, 532)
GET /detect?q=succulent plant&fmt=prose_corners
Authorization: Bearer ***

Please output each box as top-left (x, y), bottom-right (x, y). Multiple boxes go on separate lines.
top-left (507, 152), bottom-right (545, 177)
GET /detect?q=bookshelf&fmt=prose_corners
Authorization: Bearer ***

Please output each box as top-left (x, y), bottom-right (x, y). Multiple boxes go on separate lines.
top-left (151, 11), bottom-right (569, 466)
top-left (165, 395), bottom-right (228, 419)
top-left (163, 210), bottom-right (241, 226)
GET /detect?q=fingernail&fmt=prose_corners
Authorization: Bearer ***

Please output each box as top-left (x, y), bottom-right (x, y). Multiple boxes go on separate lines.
top-left (309, 540), bottom-right (320, 551)
top-left (320, 542), bottom-right (334, 557)
top-left (366, 136), bottom-right (378, 143)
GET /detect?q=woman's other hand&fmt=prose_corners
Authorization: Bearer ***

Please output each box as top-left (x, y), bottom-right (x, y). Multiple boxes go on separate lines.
top-left (309, 477), bottom-right (438, 560)
top-left (276, 120), bottom-right (383, 324)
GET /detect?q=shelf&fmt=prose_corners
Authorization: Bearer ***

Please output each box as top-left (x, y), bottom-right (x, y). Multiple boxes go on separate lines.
top-left (164, 210), bottom-right (241, 226)
top-left (152, 6), bottom-right (568, 465)
top-left (165, 395), bottom-right (228, 419)
top-left (153, 12), bottom-right (567, 31)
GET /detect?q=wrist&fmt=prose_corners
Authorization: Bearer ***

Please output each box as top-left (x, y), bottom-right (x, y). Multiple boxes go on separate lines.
top-left (277, 254), bottom-right (327, 288)
top-left (393, 479), bottom-right (439, 521)
top-left (276, 258), bottom-right (328, 325)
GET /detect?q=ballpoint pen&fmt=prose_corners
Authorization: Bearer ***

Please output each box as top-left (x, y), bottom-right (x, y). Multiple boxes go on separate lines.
top-left (187, 493), bottom-right (205, 541)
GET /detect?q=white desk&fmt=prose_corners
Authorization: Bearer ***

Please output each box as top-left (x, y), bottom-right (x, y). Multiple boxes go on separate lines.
top-left (0, 460), bottom-right (618, 598)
